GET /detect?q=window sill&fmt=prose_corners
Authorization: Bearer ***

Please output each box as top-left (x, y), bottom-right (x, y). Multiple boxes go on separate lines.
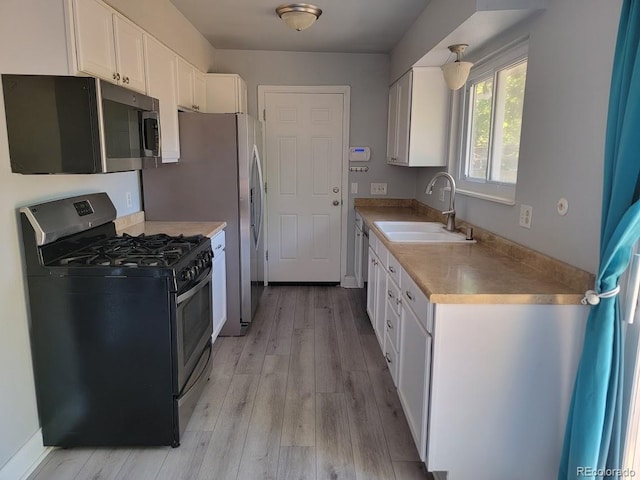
top-left (456, 188), bottom-right (516, 206)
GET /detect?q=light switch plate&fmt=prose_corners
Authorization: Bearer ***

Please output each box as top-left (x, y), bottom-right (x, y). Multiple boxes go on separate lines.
top-left (351, 182), bottom-right (358, 194)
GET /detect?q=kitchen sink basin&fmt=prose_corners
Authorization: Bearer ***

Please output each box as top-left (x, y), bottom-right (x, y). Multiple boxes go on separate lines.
top-left (373, 221), bottom-right (475, 244)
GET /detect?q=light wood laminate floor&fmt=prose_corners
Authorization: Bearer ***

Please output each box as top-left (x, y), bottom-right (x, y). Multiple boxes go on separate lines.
top-left (28, 286), bottom-right (434, 480)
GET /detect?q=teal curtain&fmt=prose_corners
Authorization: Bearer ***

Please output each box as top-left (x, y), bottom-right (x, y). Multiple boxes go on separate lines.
top-left (559, 1), bottom-right (640, 478)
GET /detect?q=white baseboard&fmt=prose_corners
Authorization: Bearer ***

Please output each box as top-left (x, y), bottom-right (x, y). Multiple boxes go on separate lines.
top-left (341, 276), bottom-right (360, 288)
top-left (0, 429), bottom-right (51, 480)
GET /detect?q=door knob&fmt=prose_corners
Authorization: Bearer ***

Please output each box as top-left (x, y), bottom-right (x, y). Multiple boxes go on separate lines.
top-left (332, 200), bottom-right (340, 206)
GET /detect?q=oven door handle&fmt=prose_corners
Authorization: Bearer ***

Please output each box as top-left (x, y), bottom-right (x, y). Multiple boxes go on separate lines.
top-left (177, 266), bottom-right (212, 304)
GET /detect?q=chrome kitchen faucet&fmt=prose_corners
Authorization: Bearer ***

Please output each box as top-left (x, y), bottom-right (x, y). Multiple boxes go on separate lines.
top-left (425, 172), bottom-right (457, 232)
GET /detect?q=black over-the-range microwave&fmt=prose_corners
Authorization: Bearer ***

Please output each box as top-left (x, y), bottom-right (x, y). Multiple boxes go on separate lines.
top-left (1, 74), bottom-right (161, 174)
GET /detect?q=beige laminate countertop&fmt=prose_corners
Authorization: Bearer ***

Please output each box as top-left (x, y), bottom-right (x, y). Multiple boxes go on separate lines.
top-left (356, 206), bottom-right (585, 305)
top-left (118, 221), bottom-right (226, 238)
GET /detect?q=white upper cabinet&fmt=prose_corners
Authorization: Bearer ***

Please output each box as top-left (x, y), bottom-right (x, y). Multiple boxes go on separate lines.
top-left (205, 74), bottom-right (247, 114)
top-left (112, 16), bottom-right (146, 93)
top-left (72, 0), bottom-right (146, 93)
top-left (177, 57), bottom-right (206, 112)
top-left (144, 35), bottom-right (180, 162)
top-left (387, 67), bottom-right (449, 167)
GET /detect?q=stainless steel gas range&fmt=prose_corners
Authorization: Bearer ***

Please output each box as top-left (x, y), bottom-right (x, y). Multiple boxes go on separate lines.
top-left (19, 192), bottom-right (213, 447)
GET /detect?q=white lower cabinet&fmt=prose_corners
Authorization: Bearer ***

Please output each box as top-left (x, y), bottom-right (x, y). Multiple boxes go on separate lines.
top-left (211, 230), bottom-right (227, 341)
top-left (398, 296), bottom-right (432, 463)
top-left (366, 246), bottom-right (377, 324)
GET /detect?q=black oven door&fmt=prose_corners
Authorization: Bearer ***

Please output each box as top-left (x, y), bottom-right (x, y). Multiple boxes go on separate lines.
top-left (175, 267), bottom-right (213, 392)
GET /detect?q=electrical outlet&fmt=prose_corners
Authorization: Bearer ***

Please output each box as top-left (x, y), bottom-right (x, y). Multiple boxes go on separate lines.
top-left (439, 187), bottom-right (445, 202)
top-left (519, 204), bottom-right (532, 229)
top-left (126, 192), bottom-right (132, 208)
top-left (351, 182), bottom-right (358, 194)
top-left (370, 183), bottom-right (387, 195)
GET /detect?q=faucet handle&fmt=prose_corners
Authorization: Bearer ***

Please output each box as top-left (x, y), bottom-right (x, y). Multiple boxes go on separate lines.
top-left (442, 209), bottom-right (455, 215)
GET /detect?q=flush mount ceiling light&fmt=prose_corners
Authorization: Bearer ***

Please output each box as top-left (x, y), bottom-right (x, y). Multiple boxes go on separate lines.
top-left (275, 3), bottom-right (322, 31)
top-left (441, 44), bottom-right (474, 91)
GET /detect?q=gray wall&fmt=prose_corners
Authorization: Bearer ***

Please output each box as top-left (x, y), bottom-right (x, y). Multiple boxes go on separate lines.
top-left (0, 0), bottom-right (215, 471)
top-left (414, 0), bottom-right (622, 274)
top-left (214, 49), bottom-right (417, 278)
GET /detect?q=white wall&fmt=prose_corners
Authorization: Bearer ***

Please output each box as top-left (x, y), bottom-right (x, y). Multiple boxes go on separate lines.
top-left (214, 49), bottom-right (417, 278)
top-left (0, 0), bottom-right (215, 472)
top-left (104, 0), bottom-right (216, 72)
top-left (414, 0), bottom-right (622, 274)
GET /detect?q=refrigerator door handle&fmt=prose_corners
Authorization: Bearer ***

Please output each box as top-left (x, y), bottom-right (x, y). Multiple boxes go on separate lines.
top-left (253, 144), bottom-right (265, 246)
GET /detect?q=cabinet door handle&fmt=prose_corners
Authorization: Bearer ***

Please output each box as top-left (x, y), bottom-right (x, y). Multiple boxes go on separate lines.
top-left (389, 266), bottom-right (395, 273)
top-left (385, 353), bottom-right (392, 363)
top-left (116, 73), bottom-right (121, 81)
top-left (406, 290), bottom-right (414, 301)
top-left (113, 72), bottom-right (118, 80)
top-left (387, 290), bottom-right (393, 299)
top-left (396, 297), bottom-right (402, 306)
top-left (386, 319), bottom-right (392, 329)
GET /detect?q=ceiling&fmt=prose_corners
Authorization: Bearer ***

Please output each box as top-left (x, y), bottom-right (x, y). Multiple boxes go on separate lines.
top-left (169, 0), bottom-right (430, 54)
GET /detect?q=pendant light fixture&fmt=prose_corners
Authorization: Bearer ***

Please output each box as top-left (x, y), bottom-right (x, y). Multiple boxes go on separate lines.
top-left (276, 3), bottom-right (323, 31)
top-left (441, 44), bottom-right (474, 91)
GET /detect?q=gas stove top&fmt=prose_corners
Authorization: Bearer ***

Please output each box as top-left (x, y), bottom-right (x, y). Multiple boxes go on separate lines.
top-left (52, 233), bottom-right (206, 268)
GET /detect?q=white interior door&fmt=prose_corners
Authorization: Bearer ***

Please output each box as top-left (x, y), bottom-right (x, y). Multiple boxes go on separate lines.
top-left (264, 91), bottom-right (344, 282)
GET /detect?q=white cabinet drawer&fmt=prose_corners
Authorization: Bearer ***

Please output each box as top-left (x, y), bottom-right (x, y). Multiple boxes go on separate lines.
top-left (401, 268), bottom-right (432, 333)
top-left (387, 253), bottom-right (401, 287)
top-left (386, 274), bottom-right (401, 316)
top-left (384, 336), bottom-right (399, 387)
top-left (211, 230), bottom-right (226, 252)
top-left (385, 299), bottom-right (401, 352)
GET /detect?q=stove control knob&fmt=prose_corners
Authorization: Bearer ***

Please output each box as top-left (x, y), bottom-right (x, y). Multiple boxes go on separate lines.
top-left (190, 266), bottom-right (198, 278)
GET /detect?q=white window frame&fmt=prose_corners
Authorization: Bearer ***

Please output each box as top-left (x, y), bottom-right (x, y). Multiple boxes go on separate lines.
top-left (452, 40), bottom-right (529, 205)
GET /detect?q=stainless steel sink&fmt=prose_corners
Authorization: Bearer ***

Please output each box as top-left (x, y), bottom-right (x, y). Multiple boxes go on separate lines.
top-left (374, 221), bottom-right (475, 244)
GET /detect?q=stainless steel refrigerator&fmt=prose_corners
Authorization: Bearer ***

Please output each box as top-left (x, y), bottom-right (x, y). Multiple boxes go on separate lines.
top-left (142, 113), bottom-right (265, 336)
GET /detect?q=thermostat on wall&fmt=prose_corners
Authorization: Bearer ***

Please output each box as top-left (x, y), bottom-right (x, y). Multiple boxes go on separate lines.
top-left (349, 146), bottom-right (371, 162)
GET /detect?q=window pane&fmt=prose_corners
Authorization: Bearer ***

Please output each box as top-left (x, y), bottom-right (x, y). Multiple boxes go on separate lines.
top-left (467, 78), bottom-right (493, 180)
top-left (490, 60), bottom-right (527, 184)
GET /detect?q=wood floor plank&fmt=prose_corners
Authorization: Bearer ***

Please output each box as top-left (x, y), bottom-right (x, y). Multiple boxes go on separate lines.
top-left (369, 369), bottom-right (420, 462)
top-left (294, 286), bottom-right (314, 330)
top-left (392, 461), bottom-right (434, 480)
top-left (347, 287), bottom-right (375, 335)
top-left (236, 287), bottom-right (280, 374)
top-left (213, 336), bottom-right (248, 377)
top-left (359, 334), bottom-right (388, 373)
top-left (29, 448), bottom-right (93, 480)
top-left (155, 430), bottom-right (211, 480)
top-left (331, 288), bottom-right (368, 372)
top-left (315, 291), bottom-right (343, 393)
top-left (263, 354), bottom-right (291, 375)
top-left (277, 446), bottom-right (316, 480)
top-left (196, 374), bottom-right (260, 480)
top-left (316, 393), bottom-right (356, 480)
top-left (237, 370), bottom-right (288, 480)
top-left (113, 447), bottom-right (168, 480)
top-left (343, 370), bottom-right (396, 480)
top-left (267, 287), bottom-right (297, 355)
top-left (281, 328), bottom-right (316, 446)
top-left (74, 448), bottom-right (130, 480)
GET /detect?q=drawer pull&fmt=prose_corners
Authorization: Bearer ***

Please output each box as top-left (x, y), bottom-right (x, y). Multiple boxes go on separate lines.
top-left (385, 353), bottom-right (392, 363)
top-left (215, 244), bottom-right (223, 250)
top-left (386, 319), bottom-right (392, 329)
top-left (389, 266), bottom-right (396, 273)
top-left (406, 290), bottom-right (414, 301)
top-left (387, 290), bottom-right (393, 299)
